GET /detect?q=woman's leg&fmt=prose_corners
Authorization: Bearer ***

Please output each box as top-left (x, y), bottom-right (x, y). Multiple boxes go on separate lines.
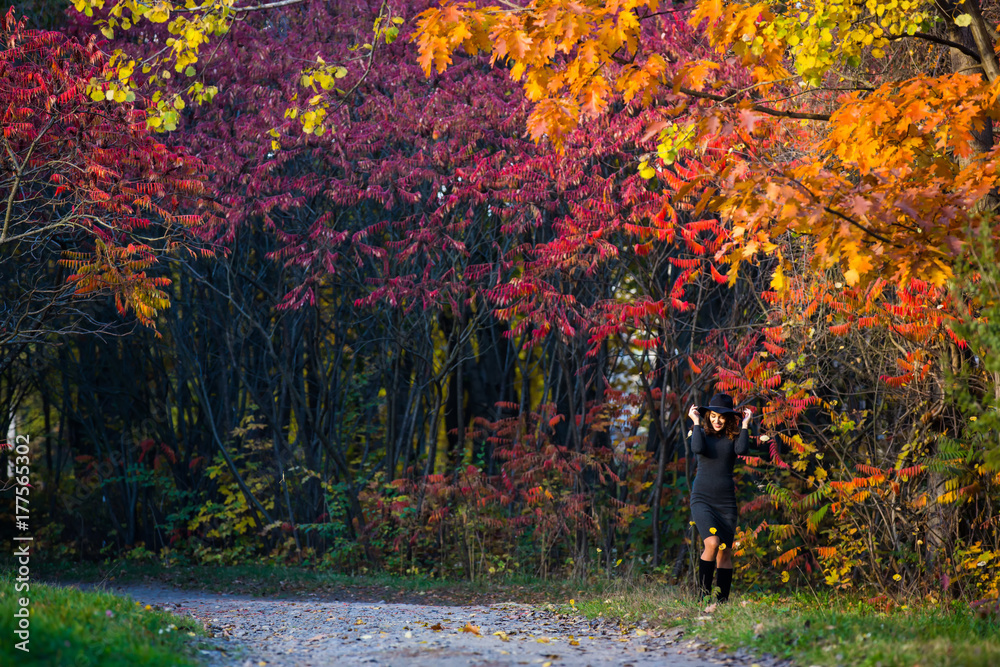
top-left (698, 536), bottom-right (721, 599)
top-left (701, 535), bottom-right (721, 562)
top-left (715, 544), bottom-right (734, 602)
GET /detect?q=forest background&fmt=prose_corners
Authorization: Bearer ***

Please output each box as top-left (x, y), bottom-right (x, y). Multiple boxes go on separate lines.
top-left (1, 0), bottom-right (1000, 611)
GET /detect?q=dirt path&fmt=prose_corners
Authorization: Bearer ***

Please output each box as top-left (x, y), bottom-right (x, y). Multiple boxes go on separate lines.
top-left (62, 582), bottom-right (785, 667)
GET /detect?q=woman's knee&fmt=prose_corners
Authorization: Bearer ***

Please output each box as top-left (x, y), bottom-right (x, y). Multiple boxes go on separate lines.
top-left (702, 536), bottom-right (721, 554)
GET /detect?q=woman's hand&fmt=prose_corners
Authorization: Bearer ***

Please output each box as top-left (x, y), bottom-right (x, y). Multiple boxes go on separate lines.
top-left (741, 407), bottom-right (752, 429)
top-left (688, 404), bottom-right (701, 425)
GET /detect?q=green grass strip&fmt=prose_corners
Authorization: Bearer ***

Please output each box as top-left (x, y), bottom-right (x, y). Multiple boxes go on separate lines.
top-left (573, 582), bottom-right (1000, 667)
top-left (0, 570), bottom-right (206, 667)
top-left (34, 560), bottom-right (603, 603)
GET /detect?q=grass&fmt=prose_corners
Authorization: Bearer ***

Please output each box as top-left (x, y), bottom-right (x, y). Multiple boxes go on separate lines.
top-left (0, 570), bottom-right (209, 667)
top-left (571, 580), bottom-right (1000, 667)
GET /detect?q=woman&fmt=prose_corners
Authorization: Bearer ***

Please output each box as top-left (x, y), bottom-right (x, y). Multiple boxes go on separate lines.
top-left (687, 393), bottom-right (752, 602)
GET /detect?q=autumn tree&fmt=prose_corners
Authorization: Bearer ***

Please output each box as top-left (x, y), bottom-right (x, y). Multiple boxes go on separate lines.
top-left (0, 7), bottom-right (219, 525)
top-left (0, 7), bottom-right (215, 350)
top-left (10, 0), bottom-right (721, 572)
top-left (10, 0), bottom-right (996, 597)
top-left (413, 0), bottom-right (1000, 593)
top-left (415, 0), bottom-right (1000, 289)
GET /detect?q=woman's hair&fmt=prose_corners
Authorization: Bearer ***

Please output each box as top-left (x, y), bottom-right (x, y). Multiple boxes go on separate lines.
top-left (703, 411), bottom-right (741, 439)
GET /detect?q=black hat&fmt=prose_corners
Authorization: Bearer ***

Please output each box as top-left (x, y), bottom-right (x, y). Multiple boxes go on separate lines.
top-left (697, 393), bottom-right (739, 416)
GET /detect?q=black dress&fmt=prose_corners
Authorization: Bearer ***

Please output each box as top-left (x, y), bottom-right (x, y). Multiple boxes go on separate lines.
top-left (689, 424), bottom-right (749, 549)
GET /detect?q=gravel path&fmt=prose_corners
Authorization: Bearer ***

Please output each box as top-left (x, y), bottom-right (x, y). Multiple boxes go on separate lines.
top-left (63, 582), bottom-right (786, 667)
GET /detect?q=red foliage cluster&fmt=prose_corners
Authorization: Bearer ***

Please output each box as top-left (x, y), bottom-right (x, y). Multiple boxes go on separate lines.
top-left (1, 8), bottom-right (217, 335)
top-left (359, 399), bottom-right (653, 576)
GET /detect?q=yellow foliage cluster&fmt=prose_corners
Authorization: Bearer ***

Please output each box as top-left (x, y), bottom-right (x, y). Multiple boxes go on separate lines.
top-left (74, 0), bottom-right (229, 72)
top-left (188, 419), bottom-right (276, 543)
top-left (956, 542), bottom-right (1000, 600)
top-left (691, 0), bottom-right (932, 85)
top-left (71, 0), bottom-right (232, 131)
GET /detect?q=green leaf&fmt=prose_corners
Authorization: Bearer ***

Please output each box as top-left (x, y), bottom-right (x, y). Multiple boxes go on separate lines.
top-left (185, 66), bottom-right (196, 77)
top-left (955, 14), bottom-right (973, 27)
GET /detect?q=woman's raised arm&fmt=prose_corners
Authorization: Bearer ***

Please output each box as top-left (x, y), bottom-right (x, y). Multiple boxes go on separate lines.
top-left (687, 404), bottom-right (705, 454)
top-left (734, 426), bottom-right (750, 455)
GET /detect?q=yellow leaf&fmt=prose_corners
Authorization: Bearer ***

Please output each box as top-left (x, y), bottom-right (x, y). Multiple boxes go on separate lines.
top-left (770, 264), bottom-right (785, 292)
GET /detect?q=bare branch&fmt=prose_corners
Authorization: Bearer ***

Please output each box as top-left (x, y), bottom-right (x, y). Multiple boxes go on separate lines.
top-left (231, 0), bottom-right (308, 11)
top-left (887, 31), bottom-right (982, 61)
top-left (677, 86), bottom-right (832, 121)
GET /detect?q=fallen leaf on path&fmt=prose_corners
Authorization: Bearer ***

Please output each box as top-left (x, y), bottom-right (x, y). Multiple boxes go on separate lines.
top-left (536, 636), bottom-right (550, 643)
top-left (429, 623), bottom-right (443, 631)
top-left (493, 630), bottom-right (509, 641)
top-left (461, 622), bottom-right (481, 635)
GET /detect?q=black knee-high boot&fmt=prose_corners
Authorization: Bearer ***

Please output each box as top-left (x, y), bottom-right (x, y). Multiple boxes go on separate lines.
top-left (715, 567), bottom-right (733, 602)
top-left (697, 559), bottom-right (716, 599)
